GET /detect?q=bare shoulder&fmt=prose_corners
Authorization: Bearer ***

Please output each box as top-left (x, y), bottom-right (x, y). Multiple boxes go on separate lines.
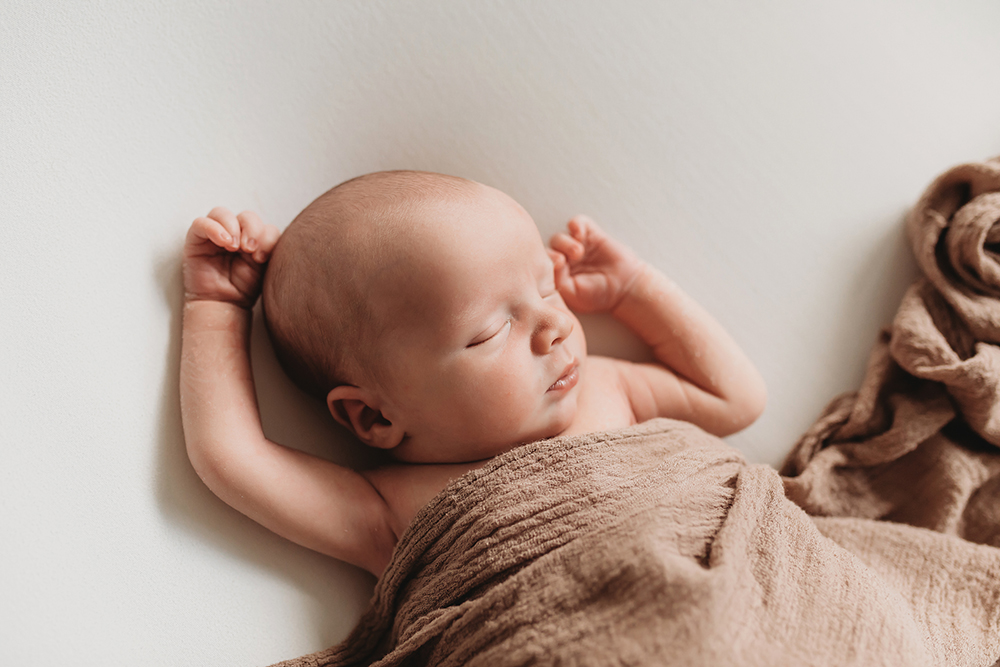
top-left (583, 355), bottom-right (631, 392)
top-left (361, 460), bottom-right (488, 537)
top-left (593, 355), bottom-right (683, 425)
top-left (564, 355), bottom-right (637, 434)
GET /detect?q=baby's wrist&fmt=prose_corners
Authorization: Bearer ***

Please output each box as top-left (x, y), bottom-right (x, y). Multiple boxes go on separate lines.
top-left (183, 298), bottom-right (254, 333)
top-left (611, 261), bottom-right (663, 318)
top-left (183, 292), bottom-right (256, 311)
top-left (617, 260), bottom-right (652, 302)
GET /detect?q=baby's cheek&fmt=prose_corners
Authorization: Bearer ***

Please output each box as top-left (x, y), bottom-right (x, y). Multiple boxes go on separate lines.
top-left (445, 359), bottom-right (504, 405)
top-left (470, 363), bottom-right (515, 405)
top-left (471, 359), bottom-right (533, 420)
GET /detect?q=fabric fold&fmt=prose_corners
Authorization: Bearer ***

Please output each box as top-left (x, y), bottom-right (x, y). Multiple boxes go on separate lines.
top-left (782, 156), bottom-right (1000, 538)
top-left (271, 420), bottom-right (1000, 667)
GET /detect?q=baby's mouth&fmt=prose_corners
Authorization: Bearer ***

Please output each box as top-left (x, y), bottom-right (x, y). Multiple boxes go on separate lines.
top-left (547, 362), bottom-right (580, 393)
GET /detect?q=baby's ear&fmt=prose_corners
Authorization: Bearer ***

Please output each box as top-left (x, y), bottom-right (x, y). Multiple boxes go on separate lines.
top-left (326, 386), bottom-right (405, 450)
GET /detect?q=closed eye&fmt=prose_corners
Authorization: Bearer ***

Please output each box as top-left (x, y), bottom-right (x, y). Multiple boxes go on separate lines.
top-left (467, 319), bottom-right (511, 348)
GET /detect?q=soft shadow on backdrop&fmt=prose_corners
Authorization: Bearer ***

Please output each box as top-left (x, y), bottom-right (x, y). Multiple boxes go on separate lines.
top-left (155, 254), bottom-right (380, 651)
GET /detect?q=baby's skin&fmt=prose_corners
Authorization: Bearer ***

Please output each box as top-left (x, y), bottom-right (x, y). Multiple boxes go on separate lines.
top-left (180, 176), bottom-right (766, 577)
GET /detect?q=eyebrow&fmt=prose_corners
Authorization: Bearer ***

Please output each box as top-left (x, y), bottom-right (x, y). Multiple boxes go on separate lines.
top-left (449, 296), bottom-right (502, 343)
top-left (450, 250), bottom-right (554, 336)
top-left (536, 256), bottom-right (556, 285)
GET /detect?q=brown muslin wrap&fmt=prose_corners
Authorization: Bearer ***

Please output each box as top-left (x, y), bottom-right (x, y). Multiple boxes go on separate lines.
top-left (782, 157), bottom-right (1000, 540)
top-left (272, 157), bottom-right (1000, 667)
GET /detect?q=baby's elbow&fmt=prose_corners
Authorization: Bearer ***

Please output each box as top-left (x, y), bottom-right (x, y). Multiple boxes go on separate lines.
top-left (185, 438), bottom-right (229, 497)
top-left (705, 373), bottom-right (767, 437)
top-left (744, 385), bottom-right (768, 427)
top-left (725, 382), bottom-right (767, 435)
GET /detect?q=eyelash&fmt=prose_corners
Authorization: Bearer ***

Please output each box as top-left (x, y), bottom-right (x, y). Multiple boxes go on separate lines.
top-left (466, 282), bottom-right (555, 348)
top-left (467, 318), bottom-right (511, 348)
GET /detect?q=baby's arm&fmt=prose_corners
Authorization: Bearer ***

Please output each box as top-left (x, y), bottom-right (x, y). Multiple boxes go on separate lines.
top-left (550, 216), bottom-right (766, 436)
top-left (180, 208), bottom-right (397, 576)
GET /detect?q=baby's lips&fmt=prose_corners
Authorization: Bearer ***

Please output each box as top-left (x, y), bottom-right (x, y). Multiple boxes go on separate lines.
top-left (547, 361), bottom-right (580, 393)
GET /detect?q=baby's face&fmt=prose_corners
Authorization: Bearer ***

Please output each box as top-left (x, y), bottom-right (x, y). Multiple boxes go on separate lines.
top-left (372, 185), bottom-right (587, 463)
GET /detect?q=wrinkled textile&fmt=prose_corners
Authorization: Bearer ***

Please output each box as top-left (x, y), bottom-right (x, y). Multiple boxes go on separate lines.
top-left (272, 158), bottom-right (1000, 667)
top-left (782, 157), bottom-right (1000, 542)
top-left (272, 421), bottom-right (1000, 667)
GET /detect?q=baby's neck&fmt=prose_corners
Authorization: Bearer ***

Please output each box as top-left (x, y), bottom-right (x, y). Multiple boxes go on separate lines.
top-left (361, 356), bottom-right (638, 538)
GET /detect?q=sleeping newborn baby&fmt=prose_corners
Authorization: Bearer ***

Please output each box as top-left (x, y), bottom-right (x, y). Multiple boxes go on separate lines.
top-left (179, 170), bottom-right (766, 577)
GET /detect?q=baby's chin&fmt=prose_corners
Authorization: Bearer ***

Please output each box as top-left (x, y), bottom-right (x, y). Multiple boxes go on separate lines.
top-left (535, 396), bottom-right (577, 440)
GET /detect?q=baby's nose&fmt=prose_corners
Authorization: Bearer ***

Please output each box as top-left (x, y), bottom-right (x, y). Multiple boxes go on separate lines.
top-left (532, 306), bottom-right (574, 354)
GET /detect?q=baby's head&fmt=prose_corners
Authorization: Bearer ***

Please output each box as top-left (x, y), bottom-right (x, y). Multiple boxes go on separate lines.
top-left (263, 171), bottom-right (587, 463)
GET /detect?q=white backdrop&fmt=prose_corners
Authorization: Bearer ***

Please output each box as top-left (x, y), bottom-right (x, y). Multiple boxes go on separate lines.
top-left (3, 1), bottom-right (1000, 664)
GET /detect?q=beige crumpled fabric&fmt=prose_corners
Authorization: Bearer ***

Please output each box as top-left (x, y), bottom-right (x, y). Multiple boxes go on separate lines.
top-left (271, 158), bottom-right (1000, 667)
top-left (271, 420), bottom-right (1000, 667)
top-left (782, 157), bottom-right (1000, 545)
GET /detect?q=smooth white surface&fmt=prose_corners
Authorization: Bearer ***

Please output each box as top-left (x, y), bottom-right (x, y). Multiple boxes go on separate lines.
top-left (3, 1), bottom-right (1000, 664)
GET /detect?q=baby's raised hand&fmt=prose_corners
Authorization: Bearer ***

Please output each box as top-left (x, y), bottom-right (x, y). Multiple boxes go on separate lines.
top-left (183, 207), bottom-right (281, 309)
top-left (549, 215), bottom-right (643, 314)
